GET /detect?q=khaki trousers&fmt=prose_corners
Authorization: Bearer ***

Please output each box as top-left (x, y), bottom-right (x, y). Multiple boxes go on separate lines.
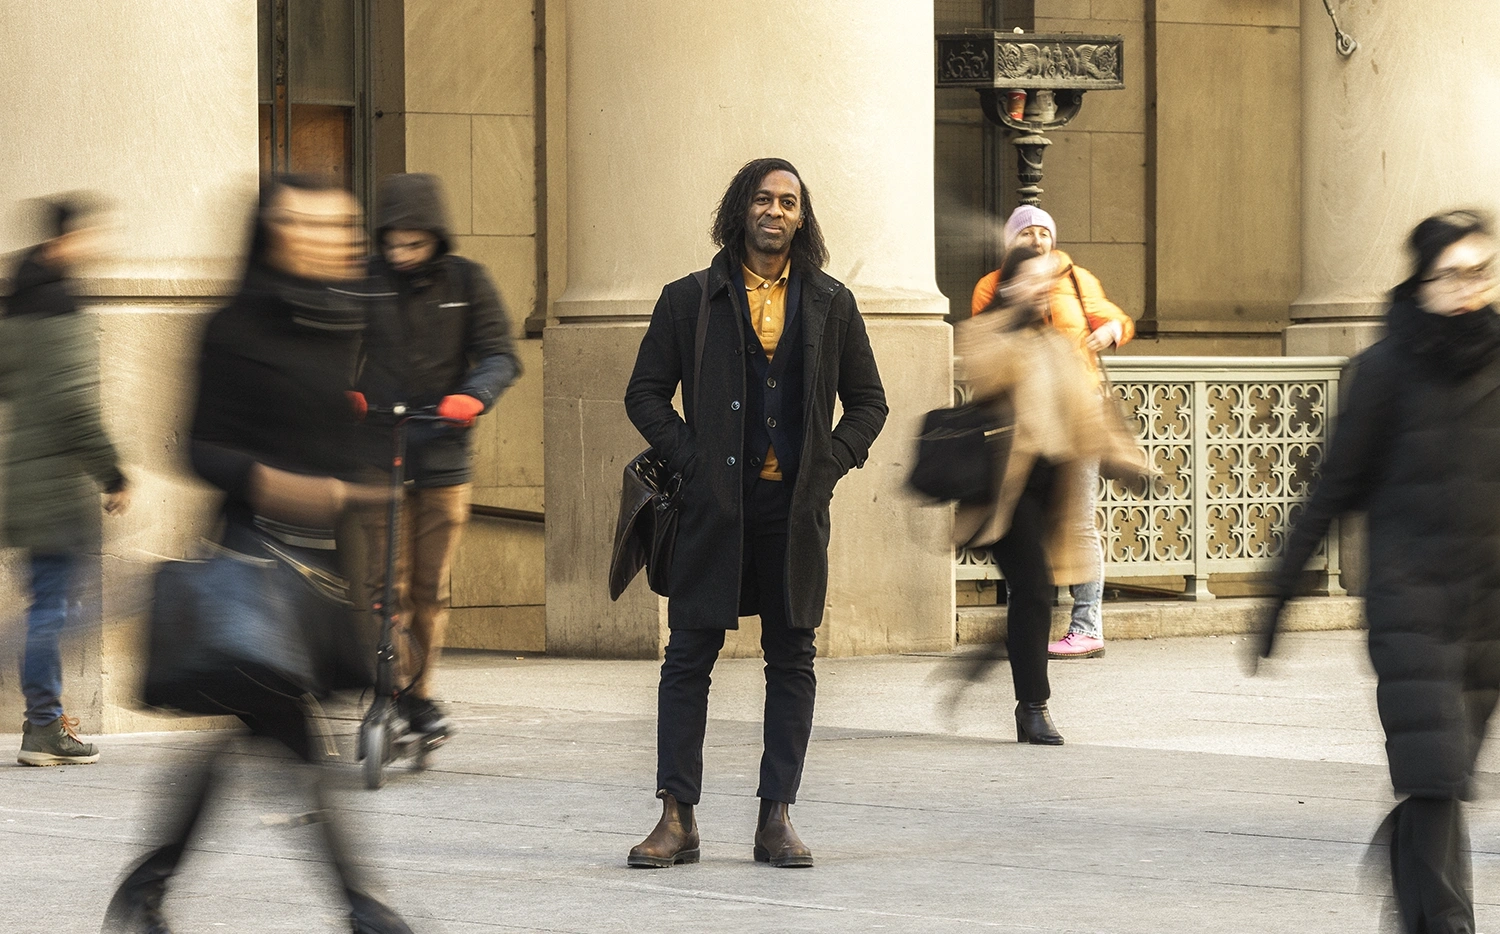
top-left (354, 483), bottom-right (471, 699)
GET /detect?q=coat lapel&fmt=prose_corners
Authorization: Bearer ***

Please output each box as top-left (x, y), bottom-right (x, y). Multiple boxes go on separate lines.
top-left (800, 275), bottom-right (831, 411)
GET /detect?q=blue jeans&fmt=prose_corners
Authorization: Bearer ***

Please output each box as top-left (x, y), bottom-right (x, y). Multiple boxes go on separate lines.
top-left (1066, 463), bottom-right (1104, 640)
top-left (20, 553), bottom-right (78, 726)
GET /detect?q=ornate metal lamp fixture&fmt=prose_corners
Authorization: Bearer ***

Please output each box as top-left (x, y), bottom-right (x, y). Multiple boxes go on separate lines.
top-left (936, 31), bottom-right (1124, 206)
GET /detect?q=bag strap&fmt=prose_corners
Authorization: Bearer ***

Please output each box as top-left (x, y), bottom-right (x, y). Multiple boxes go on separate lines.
top-left (1067, 264), bottom-right (1090, 328)
top-left (1096, 353), bottom-right (1117, 395)
top-left (690, 268), bottom-right (712, 413)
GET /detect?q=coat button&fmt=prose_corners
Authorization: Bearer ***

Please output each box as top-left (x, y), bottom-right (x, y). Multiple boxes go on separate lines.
top-left (750, 456), bottom-right (762, 467)
top-left (731, 401), bottom-right (740, 410)
top-left (766, 417), bottom-right (777, 428)
top-left (747, 343), bottom-right (758, 354)
top-left (726, 456), bottom-right (737, 466)
top-left (766, 377), bottom-right (776, 388)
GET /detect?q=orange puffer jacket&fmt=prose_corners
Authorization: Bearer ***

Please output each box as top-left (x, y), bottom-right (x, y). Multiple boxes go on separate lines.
top-left (969, 250), bottom-right (1135, 379)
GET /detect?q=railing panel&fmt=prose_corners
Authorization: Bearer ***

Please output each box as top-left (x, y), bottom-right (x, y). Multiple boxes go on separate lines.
top-left (955, 356), bottom-right (1348, 599)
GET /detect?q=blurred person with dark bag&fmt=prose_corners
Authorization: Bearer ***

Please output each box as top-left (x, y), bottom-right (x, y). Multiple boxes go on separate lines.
top-left (952, 245), bottom-right (1125, 745)
top-left (971, 205), bottom-right (1136, 660)
top-left (623, 158), bottom-right (887, 869)
top-left (104, 175), bottom-right (413, 934)
top-left (353, 172), bottom-right (521, 741)
top-left (1256, 210), bottom-right (1500, 934)
top-left (0, 193), bottom-right (130, 767)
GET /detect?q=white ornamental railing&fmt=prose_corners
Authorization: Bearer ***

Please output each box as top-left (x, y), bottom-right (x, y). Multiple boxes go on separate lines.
top-left (955, 356), bottom-right (1349, 600)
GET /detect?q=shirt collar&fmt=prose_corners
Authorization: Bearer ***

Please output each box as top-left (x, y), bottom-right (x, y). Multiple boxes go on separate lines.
top-left (742, 258), bottom-right (791, 290)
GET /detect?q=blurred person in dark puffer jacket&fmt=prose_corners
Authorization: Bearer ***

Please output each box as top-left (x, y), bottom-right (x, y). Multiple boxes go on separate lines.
top-left (0, 193), bottom-right (130, 768)
top-left (1258, 209), bottom-right (1500, 934)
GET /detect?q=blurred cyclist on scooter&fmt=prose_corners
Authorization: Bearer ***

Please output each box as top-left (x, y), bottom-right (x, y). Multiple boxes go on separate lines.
top-left (354, 173), bottom-right (521, 740)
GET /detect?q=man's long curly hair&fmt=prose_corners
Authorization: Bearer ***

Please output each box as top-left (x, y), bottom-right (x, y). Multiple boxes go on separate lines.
top-left (710, 158), bottom-right (829, 270)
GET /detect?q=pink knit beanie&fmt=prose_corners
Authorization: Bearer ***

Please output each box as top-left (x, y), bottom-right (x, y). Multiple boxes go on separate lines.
top-left (1003, 205), bottom-right (1057, 246)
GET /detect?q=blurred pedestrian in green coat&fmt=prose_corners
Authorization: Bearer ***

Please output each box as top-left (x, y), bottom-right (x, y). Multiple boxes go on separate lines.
top-left (0, 193), bottom-right (129, 767)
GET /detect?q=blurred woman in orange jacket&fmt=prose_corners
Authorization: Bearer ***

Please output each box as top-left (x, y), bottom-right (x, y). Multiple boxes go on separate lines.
top-left (970, 205), bottom-right (1136, 659)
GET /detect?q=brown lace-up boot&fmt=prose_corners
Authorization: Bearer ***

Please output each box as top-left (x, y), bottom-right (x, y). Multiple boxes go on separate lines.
top-left (753, 799), bottom-right (813, 868)
top-left (627, 791), bottom-right (700, 868)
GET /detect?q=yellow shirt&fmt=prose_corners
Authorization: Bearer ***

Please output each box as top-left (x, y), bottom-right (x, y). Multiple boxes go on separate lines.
top-left (743, 260), bottom-right (790, 480)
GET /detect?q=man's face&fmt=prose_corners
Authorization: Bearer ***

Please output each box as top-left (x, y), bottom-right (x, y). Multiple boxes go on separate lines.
top-left (265, 187), bottom-right (362, 282)
top-left (1419, 234), bottom-right (1499, 316)
top-left (1011, 224), bottom-right (1054, 255)
top-left (383, 228), bottom-right (440, 273)
top-left (744, 170), bottom-right (804, 259)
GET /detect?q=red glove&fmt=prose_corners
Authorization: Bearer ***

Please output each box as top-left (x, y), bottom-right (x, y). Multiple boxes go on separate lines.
top-left (346, 391), bottom-right (368, 421)
top-left (437, 394), bottom-right (484, 426)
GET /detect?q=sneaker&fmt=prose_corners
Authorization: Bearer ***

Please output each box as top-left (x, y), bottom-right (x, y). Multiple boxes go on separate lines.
top-left (18, 714), bottom-right (100, 766)
top-left (1047, 632), bottom-right (1105, 659)
top-left (398, 695), bottom-right (452, 737)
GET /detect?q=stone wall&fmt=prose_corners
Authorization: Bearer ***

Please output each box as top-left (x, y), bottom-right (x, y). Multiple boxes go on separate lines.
top-left (545, 0), bottom-right (956, 660)
top-left (1289, 0), bottom-right (1500, 356)
top-left (1147, 0), bottom-right (1301, 356)
top-left (399, 0), bottom-right (548, 652)
top-left (1032, 0), bottom-right (1150, 346)
top-left (935, 1), bottom-right (1304, 358)
top-left (0, 2), bottom-right (257, 732)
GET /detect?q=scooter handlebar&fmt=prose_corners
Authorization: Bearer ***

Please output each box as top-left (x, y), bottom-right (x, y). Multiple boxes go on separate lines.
top-left (363, 403), bottom-right (465, 425)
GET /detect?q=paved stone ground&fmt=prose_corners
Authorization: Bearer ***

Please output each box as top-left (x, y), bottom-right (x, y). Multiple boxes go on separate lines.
top-left (4, 630), bottom-right (1500, 933)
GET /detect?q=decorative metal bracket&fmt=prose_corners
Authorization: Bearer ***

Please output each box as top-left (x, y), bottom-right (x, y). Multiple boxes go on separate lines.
top-left (937, 32), bottom-right (1124, 207)
top-left (1321, 0), bottom-right (1358, 58)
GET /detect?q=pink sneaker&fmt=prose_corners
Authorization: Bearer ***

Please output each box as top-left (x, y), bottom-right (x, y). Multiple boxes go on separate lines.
top-left (1047, 632), bottom-right (1105, 659)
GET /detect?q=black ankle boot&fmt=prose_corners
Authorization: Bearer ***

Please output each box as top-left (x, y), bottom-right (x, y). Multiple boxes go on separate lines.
top-left (347, 890), bottom-right (414, 934)
top-left (103, 878), bottom-right (172, 934)
top-left (754, 798), bottom-right (813, 868)
top-left (628, 791), bottom-right (700, 868)
top-left (1015, 701), bottom-right (1064, 745)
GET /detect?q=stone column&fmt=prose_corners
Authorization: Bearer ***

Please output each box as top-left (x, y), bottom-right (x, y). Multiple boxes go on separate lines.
top-left (545, 1), bottom-right (955, 657)
top-left (1287, 1), bottom-right (1500, 356)
top-left (0, 4), bottom-right (257, 730)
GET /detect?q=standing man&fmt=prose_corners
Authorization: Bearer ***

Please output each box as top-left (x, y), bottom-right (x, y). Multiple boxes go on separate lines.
top-left (2, 194), bottom-right (130, 766)
top-left (970, 205), bottom-right (1135, 659)
top-left (359, 173), bottom-right (521, 738)
top-left (624, 158), bottom-right (887, 868)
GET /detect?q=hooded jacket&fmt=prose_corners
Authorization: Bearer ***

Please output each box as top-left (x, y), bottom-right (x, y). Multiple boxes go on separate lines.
top-left (0, 246), bottom-right (125, 553)
top-left (970, 250), bottom-right (1135, 383)
top-left (362, 173), bottom-right (521, 487)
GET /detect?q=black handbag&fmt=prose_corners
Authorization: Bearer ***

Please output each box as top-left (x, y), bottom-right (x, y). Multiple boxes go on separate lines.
top-left (143, 534), bottom-right (375, 714)
top-left (907, 396), bottom-right (1015, 502)
top-left (608, 268), bottom-right (711, 600)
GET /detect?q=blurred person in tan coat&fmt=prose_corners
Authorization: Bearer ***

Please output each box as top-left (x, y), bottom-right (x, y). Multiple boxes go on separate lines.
top-left (953, 244), bottom-right (1108, 745)
top-left (971, 205), bottom-right (1135, 659)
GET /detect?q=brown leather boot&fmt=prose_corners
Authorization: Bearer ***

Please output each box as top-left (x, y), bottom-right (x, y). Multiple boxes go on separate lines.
top-left (753, 798), bottom-right (813, 868)
top-left (627, 790), bottom-right (700, 868)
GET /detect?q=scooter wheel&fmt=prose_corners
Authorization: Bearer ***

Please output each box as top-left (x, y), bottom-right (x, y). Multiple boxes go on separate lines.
top-left (363, 720), bottom-right (388, 790)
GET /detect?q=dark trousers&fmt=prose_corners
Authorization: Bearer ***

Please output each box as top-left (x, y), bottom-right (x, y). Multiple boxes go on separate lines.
top-left (1386, 797), bottom-right (1474, 934)
top-left (110, 673), bottom-right (410, 933)
top-left (991, 461), bottom-right (1057, 703)
top-left (657, 477), bottom-right (817, 805)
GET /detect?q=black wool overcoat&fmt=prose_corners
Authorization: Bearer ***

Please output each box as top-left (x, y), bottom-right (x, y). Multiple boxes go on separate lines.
top-left (1268, 292), bottom-right (1500, 799)
top-left (624, 248), bottom-right (888, 630)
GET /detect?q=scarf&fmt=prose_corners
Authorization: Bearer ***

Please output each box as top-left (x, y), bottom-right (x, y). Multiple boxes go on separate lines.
top-left (1386, 285), bottom-right (1500, 379)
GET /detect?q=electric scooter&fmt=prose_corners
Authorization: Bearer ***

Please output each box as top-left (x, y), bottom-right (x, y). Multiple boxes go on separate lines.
top-left (356, 403), bottom-right (454, 790)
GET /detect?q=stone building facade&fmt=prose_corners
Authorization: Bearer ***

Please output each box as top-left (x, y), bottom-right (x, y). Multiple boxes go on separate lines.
top-left (1, 1), bottom-right (1498, 729)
